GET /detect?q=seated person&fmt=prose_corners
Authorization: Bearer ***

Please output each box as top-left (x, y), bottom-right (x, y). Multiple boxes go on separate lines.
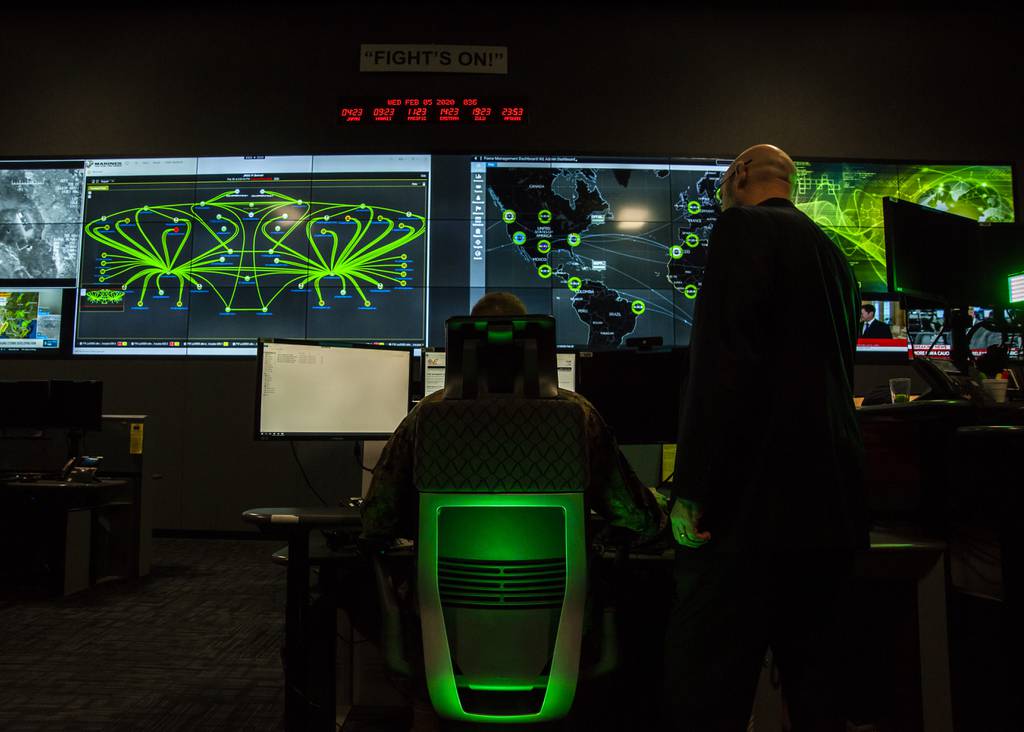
top-left (359, 292), bottom-right (665, 731)
top-left (361, 291), bottom-right (667, 544)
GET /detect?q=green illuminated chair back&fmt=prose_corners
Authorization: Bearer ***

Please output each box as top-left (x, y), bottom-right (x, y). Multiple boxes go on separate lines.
top-left (414, 315), bottom-right (588, 723)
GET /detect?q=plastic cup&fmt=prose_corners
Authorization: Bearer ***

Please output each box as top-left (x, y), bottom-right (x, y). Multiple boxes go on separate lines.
top-left (889, 377), bottom-right (912, 404)
top-left (982, 378), bottom-right (1009, 404)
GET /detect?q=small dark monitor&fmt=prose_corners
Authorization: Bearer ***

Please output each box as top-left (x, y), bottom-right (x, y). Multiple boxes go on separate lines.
top-left (49, 380), bottom-right (103, 432)
top-left (0, 380), bottom-right (102, 431)
top-left (885, 197), bottom-right (980, 304)
top-left (0, 380), bottom-right (52, 429)
top-left (575, 347), bottom-right (686, 444)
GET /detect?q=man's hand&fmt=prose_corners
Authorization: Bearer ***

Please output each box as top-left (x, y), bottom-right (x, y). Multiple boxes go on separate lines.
top-left (647, 486), bottom-right (670, 512)
top-left (670, 498), bottom-right (711, 548)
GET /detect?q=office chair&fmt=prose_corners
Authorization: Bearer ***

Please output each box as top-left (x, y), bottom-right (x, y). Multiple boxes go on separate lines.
top-left (375, 315), bottom-right (611, 723)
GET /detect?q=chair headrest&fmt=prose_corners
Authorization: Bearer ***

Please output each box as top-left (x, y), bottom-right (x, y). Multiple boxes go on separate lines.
top-left (443, 315), bottom-right (559, 400)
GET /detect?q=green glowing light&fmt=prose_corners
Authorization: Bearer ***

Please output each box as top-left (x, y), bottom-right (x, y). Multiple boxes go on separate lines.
top-left (466, 684), bottom-right (537, 692)
top-left (792, 162), bottom-right (1015, 291)
top-left (418, 493), bottom-right (586, 723)
top-left (81, 193), bottom-right (424, 313)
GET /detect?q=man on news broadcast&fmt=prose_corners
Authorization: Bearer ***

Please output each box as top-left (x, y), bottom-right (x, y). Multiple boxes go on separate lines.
top-left (664, 144), bottom-right (867, 730)
top-left (859, 303), bottom-right (893, 339)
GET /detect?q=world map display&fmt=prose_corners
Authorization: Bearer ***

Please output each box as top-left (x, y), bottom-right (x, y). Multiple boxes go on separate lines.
top-left (484, 162), bottom-right (727, 347)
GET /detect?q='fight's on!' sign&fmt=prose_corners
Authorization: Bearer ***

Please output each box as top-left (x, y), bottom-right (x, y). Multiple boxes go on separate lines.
top-left (360, 45), bottom-right (508, 74)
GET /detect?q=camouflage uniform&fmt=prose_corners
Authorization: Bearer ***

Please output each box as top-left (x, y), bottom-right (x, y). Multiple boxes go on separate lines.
top-left (361, 389), bottom-right (666, 541)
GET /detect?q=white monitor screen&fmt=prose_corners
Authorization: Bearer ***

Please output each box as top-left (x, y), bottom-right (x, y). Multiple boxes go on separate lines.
top-left (257, 341), bottom-right (410, 438)
top-left (422, 351), bottom-right (575, 396)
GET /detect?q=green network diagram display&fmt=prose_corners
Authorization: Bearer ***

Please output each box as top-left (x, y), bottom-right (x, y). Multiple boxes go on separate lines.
top-left (793, 162), bottom-right (1014, 291)
top-left (75, 170), bottom-right (428, 352)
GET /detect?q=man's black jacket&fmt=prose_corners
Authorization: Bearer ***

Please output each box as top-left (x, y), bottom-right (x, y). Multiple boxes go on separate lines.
top-left (673, 198), bottom-right (867, 552)
top-left (861, 319), bottom-right (893, 339)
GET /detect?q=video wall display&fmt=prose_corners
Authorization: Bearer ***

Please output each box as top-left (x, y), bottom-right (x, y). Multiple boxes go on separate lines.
top-left (793, 162), bottom-right (1015, 292)
top-left (0, 153), bottom-right (1015, 356)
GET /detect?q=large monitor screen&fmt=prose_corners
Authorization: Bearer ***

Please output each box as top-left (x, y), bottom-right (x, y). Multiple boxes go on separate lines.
top-left (256, 340), bottom-right (411, 439)
top-left (793, 161), bottom-right (1014, 293)
top-left (469, 156), bottom-right (729, 348)
top-left (0, 286), bottom-right (67, 353)
top-left (0, 161), bottom-right (84, 280)
top-left (74, 155), bottom-right (430, 355)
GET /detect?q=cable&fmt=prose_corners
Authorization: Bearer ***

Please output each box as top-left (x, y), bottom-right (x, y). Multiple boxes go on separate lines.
top-left (923, 321), bottom-right (947, 360)
top-left (353, 441), bottom-right (374, 473)
top-left (290, 440), bottom-right (328, 506)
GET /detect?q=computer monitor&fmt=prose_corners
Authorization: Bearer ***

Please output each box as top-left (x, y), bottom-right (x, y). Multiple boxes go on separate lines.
top-left (422, 350), bottom-right (576, 398)
top-left (884, 197), bottom-right (980, 304)
top-left (0, 286), bottom-right (72, 355)
top-left (255, 340), bottom-right (411, 439)
top-left (856, 296), bottom-right (911, 361)
top-left (575, 347), bottom-right (686, 444)
top-left (1011, 273), bottom-right (1024, 305)
top-left (0, 380), bottom-right (102, 431)
top-left (905, 306), bottom-right (1023, 359)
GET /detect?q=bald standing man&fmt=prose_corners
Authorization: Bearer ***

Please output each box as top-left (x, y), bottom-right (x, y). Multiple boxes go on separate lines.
top-left (663, 145), bottom-right (867, 730)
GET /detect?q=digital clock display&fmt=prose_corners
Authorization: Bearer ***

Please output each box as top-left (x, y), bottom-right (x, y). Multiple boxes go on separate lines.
top-left (338, 97), bottom-right (528, 125)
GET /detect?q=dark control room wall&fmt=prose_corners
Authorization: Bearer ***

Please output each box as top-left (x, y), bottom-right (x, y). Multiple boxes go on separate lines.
top-left (2, 9), bottom-right (1022, 531)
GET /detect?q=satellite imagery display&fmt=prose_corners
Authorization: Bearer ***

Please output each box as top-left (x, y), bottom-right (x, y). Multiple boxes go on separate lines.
top-left (0, 163), bottom-right (84, 279)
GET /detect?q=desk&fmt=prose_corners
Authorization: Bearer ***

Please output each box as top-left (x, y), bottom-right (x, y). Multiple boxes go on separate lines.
top-left (0, 478), bottom-right (130, 596)
top-left (242, 507), bottom-right (361, 731)
top-left (246, 506), bottom-right (952, 732)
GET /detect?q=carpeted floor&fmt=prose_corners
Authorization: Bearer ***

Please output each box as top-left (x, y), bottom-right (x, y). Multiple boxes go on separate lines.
top-left (0, 539), bottom-right (287, 731)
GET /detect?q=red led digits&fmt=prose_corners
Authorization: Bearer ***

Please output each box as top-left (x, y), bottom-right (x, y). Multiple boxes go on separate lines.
top-left (501, 106), bottom-right (524, 122)
top-left (338, 107), bottom-right (364, 123)
top-left (438, 107), bottom-right (461, 123)
top-left (338, 98), bottom-right (526, 124)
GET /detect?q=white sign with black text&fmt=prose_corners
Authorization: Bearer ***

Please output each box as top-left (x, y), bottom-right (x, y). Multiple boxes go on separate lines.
top-left (360, 44), bottom-right (508, 74)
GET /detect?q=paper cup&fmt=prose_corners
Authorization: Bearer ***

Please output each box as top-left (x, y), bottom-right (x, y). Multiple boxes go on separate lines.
top-left (982, 379), bottom-right (1009, 403)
